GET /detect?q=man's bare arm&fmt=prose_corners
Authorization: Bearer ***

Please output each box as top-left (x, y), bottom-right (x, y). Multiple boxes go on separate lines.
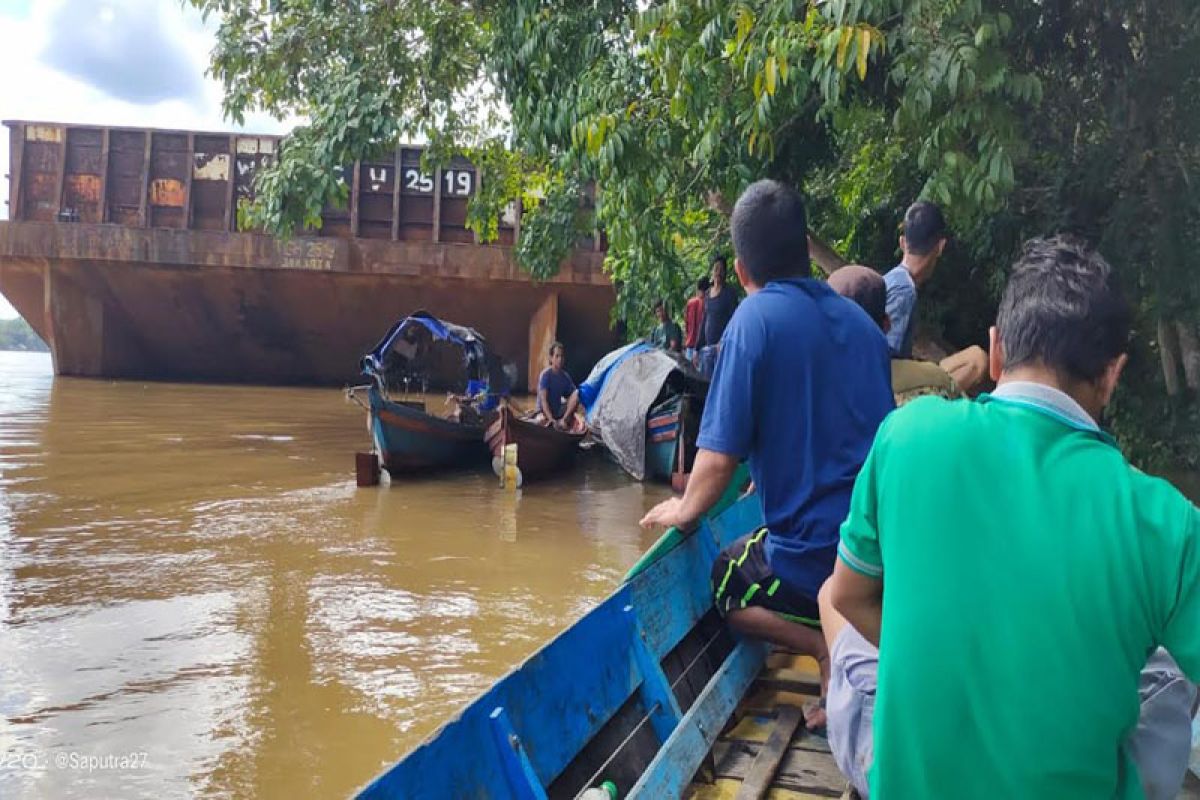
top-left (828, 559), bottom-right (883, 647)
top-left (640, 449), bottom-right (738, 530)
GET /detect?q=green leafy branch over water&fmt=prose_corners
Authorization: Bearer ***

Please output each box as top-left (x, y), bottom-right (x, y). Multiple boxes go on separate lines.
top-left (193, 0), bottom-right (1200, 469)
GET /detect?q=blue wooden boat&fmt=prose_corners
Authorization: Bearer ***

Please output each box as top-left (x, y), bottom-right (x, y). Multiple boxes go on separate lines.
top-left (367, 387), bottom-right (490, 474)
top-left (645, 398), bottom-right (681, 481)
top-left (646, 395), bottom-right (700, 491)
top-left (355, 473), bottom-right (842, 799)
top-left (358, 311), bottom-right (507, 475)
top-left (578, 343), bottom-right (707, 483)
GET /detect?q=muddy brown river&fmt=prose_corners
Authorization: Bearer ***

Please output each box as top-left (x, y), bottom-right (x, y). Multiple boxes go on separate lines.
top-left (0, 351), bottom-right (672, 799)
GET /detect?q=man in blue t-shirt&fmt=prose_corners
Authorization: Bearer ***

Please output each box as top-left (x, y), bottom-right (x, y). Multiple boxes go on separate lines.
top-left (884, 202), bottom-right (989, 394)
top-left (641, 180), bottom-right (894, 728)
top-left (882, 201), bottom-right (947, 359)
top-left (536, 341), bottom-right (579, 430)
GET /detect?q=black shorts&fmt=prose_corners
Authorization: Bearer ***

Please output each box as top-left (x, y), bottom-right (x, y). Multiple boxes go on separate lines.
top-left (711, 528), bottom-right (821, 628)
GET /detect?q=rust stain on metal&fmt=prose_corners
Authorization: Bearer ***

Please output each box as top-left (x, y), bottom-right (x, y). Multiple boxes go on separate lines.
top-left (66, 174), bottom-right (102, 203)
top-left (193, 153), bottom-right (230, 181)
top-left (149, 179), bottom-right (186, 208)
top-left (25, 124), bottom-right (63, 143)
top-left (27, 172), bottom-right (58, 200)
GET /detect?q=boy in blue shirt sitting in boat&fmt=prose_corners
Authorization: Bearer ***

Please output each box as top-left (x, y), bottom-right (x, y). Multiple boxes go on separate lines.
top-left (641, 180), bottom-right (894, 728)
top-left (537, 341), bottom-right (580, 430)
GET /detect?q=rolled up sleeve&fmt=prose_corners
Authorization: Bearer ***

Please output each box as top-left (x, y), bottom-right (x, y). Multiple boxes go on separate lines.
top-left (885, 277), bottom-right (916, 358)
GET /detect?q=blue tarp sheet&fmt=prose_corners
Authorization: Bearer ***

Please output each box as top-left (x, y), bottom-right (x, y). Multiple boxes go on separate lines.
top-left (577, 341), bottom-right (654, 421)
top-left (361, 311), bottom-right (488, 379)
top-left (361, 311), bottom-right (508, 406)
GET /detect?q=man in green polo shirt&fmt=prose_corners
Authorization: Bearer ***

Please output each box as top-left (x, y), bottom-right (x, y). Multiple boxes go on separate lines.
top-left (827, 236), bottom-right (1200, 798)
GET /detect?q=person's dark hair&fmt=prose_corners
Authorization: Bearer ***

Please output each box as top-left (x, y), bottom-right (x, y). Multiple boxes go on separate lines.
top-left (902, 201), bottom-right (948, 256)
top-left (997, 235), bottom-right (1132, 382)
top-left (697, 276), bottom-right (711, 293)
top-left (828, 265), bottom-right (887, 329)
top-left (549, 341), bottom-right (565, 358)
top-left (730, 179), bottom-right (810, 284)
top-left (710, 254), bottom-right (727, 271)
top-left (654, 298), bottom-right (666, 313)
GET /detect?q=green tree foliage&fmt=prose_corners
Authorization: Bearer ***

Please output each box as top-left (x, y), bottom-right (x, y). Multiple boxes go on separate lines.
top-left (0, 317), bottom-right (48, 352)
top-left (194, 0), bottom-right (1200, 467)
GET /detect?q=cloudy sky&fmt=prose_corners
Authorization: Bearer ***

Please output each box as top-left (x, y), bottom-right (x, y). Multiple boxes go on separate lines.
top-left (0, 0), bottom-right (296, 319)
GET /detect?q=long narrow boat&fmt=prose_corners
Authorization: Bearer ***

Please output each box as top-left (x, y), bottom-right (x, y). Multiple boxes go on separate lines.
top-left (368, 388), bottom-right (489, 474)
top-left (355, 473), bottom-right (847, 798)
top-left (357, 311), bottom-right (506, 476)
top-left (484, 404), bottom-right (587, 484)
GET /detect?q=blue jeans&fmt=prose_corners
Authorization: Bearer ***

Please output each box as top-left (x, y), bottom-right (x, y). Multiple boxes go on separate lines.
top-left (827, 638), bottom-right (1198, 799)
top-left (699, 344), bottom-right (720, 379)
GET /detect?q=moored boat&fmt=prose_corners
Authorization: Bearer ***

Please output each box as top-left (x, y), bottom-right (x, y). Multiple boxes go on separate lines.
top-left (367, 389), bottom-right (490, 473)
top-left (645, 397), bottom-right (681, 481)
top-left (354, 471), bottom-right (843, 798)
top-left (355, 311), bottom-right (509, 476)
top-left (645, 394), bottom-right (701, 491)
top-left (578, 342), bottom-right (708, 483)
top-left (484, 404), bottom-right (588, 485)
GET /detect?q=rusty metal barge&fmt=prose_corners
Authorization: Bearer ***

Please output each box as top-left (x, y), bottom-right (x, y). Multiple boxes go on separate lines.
top-left (0, 121), bottom-right (616, 388)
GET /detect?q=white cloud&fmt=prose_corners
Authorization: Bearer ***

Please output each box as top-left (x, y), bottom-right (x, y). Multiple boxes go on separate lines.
top-left (41, 0), bottom-right (207, 106)
top-left (0, 0), bottom-right (300, 319)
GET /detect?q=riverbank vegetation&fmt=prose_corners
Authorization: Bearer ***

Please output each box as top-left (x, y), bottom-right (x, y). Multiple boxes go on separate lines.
top-left (0, 317), bottom-right (47, 353)
top-left (194, 0), bottom-right (1200, 468)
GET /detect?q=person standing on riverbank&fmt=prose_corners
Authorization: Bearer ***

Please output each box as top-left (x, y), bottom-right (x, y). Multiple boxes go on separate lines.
top-left (649, 299), bottom-right (682, 352)
top-left (697, 255), bottom-right (739, 378)
top-left (827, 236), bottom-right (1200, 798)
top-left (883, 202), bottom-right (946, 359)
top-left (828, 264), bottom-right (962, 405)
top-left (684, 277), bottom-right (709, 366)
top-left (884, 202), bottom-right (988, 393)
top-left (640, 180), bottom-right (893, 729)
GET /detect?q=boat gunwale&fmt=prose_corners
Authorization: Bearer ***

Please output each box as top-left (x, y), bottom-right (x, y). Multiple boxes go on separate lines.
top-left (355, 491), bottom-right (765, 799)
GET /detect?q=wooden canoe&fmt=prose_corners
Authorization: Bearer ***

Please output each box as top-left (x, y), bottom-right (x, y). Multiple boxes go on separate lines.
top-left (484, 405), bottom-right (587, 484)
top-left (368, 386), bottom-right (489, 474)
top-left (354, 470), bottom-right (852, 799)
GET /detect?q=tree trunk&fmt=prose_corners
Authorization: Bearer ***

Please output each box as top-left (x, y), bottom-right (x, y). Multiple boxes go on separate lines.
top-left (1176, 321), bottom-right (1200, 391)
top-left (1158, 318), bottom-right (1182, 396)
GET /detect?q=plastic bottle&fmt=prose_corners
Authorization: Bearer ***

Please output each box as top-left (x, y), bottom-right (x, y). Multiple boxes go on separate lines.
top-left (578, 780), bottom-right (618, 800)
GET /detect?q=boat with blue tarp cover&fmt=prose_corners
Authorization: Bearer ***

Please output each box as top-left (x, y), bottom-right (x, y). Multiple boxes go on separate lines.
top-left (579, 342), bottom-right (707, 484)
top-left (352, 311), bottom-right (511, 474)
top-left (354, 468), bottom-right (848, 799)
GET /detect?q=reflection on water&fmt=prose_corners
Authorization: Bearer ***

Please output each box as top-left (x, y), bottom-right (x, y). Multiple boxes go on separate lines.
top-left (0, 352), bottom-right (671, 799)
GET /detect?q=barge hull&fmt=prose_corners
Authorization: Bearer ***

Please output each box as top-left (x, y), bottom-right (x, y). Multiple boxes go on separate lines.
top-left (1, 121), bottom-right (615, 387)
top-left (0, 224), bottom-right (614, 387)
